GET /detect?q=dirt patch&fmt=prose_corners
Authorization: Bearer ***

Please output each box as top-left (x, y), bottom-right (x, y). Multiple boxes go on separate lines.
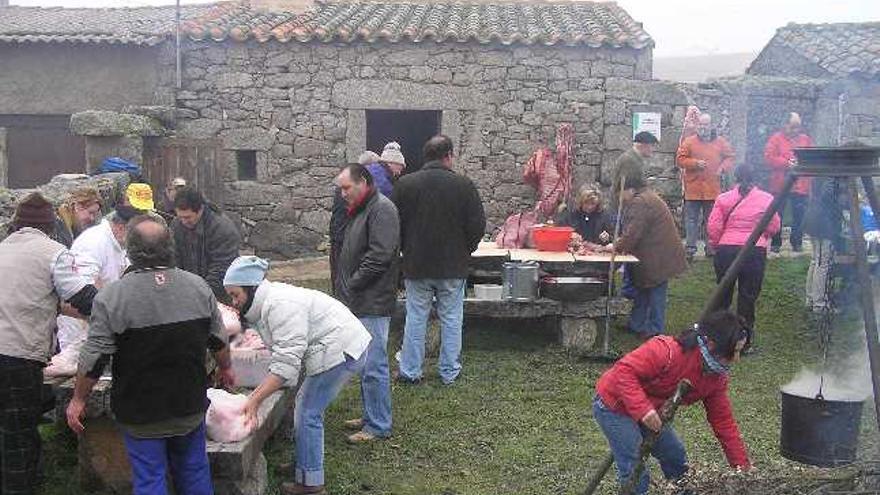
top-left (268, 256), bottom-right (330, 283)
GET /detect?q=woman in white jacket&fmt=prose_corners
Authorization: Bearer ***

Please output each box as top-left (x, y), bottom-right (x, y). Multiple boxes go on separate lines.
top-left (224, 256), bottom-right (371, 495)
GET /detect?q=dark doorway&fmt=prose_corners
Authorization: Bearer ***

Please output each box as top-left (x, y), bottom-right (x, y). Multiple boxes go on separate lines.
top-left (366, 110), bottom-right (442, 173)
top-left (0, 115), bottom-right (86, 188)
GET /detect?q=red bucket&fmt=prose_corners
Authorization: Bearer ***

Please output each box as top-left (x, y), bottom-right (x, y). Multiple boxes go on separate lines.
top-left (532, 226), bottom-right (574, 252)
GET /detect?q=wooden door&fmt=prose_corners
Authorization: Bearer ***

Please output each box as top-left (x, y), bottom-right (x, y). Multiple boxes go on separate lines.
top-left (142, 137), bottom-right (225, 207)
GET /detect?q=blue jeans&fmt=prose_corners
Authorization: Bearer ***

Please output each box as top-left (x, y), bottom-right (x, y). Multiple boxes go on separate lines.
top-left (401, 278), bottom-right (466, 384)
top-left (593, 396), bottom-right (688, 495)
top-left (685, 200), bottom-right (714, 255)
top-left (629, 282), bottom-right (668, 336)
top-left (122, 421), bottom-right (213, 495)
top-left (294, 353), bottom-right (366, 487)
top-left (358, 316), bottom-right (392, 437)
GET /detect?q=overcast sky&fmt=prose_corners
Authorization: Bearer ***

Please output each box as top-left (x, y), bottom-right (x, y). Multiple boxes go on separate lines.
top-left (9, 0), bottom-right (880, 57)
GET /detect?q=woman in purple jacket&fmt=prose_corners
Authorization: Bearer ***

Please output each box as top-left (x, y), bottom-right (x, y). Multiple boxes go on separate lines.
top-left (707, 163), bottom-right (781, 353)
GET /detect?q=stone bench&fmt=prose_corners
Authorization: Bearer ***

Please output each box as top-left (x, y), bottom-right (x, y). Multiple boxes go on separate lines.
top-left (50, 377), bottom-right (292, 495)
top-left (394, 296), bottom-right (632, 353)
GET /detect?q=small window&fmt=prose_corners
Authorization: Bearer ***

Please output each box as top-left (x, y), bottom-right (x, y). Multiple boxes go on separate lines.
top-left (236, 150), bottom-right (257, 181)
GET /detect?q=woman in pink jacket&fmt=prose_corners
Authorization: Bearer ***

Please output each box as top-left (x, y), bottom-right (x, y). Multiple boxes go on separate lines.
top-left (707, 163), bottom-right (781, 354)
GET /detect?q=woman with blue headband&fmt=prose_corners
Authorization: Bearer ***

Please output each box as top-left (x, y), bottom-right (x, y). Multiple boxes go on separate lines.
top-left (593, 310), bottom-right (751, 494)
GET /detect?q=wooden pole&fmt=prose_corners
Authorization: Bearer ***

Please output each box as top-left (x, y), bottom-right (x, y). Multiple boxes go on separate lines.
top-left (698, 173), bottom-right (797, 320)
top-left (602, 179), bottom-right (628, 356)
top-left (175, 0), bottom-right (182, 89)
top-left (848, 177), bottom-right (880, 433)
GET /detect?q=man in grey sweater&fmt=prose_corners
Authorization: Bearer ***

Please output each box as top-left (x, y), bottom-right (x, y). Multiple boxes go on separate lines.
top-left (67, 217), bottom-right (233, 495)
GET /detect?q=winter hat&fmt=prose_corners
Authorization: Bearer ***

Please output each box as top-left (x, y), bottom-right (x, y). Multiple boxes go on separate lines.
top-left (380, 142), bottom-right (406, 167)
top-left (224, 256), bottom-right (270, 287)
top-left (633, 131), bottom-right (659, 144)
top-left (13, 192), bottom-right (56, 227)
top-left (358, 151), bottom-right (381, 166)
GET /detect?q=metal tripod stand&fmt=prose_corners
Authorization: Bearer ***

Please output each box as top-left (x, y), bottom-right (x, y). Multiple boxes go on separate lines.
top-left (701, 146), bottom-right (880, 433)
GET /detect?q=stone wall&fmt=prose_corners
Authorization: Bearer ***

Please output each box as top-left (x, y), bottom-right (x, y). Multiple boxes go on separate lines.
top-left (0, 172), bottom-right (128, 240)
top-left (164, 38), bottom-right (880, 258)
top-left (0, 43), bottom-right (168, 115)
top-left (839, 79), bottom-right (880, 146)
top-left (173, 39), bottom-right (653, 258)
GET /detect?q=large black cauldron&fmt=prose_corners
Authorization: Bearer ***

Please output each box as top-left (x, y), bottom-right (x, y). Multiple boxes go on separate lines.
top-left (780, 391), bottom-right (864, 467)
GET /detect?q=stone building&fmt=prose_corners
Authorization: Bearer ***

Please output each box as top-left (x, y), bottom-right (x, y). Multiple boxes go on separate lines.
top-left (0, 4), bottom-right (212, 187)
top-left (2, 2), bottom-right (874, 258)
top-left (171, 0), bottom-right (656, 257)
top-left (748, 22), bottom-right (880, 146)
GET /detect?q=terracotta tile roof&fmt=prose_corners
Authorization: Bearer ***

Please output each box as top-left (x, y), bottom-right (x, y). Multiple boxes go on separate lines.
top-left (766, 22), bottom-right (880, 78)
top-left (183, 0), bottom-right (653, 49)
top-left (0, 4), bottom-right (214, 46)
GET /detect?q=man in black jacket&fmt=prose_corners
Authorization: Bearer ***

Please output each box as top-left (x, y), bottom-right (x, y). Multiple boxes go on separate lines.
top-left (334, 163), bottom-right (399, 443)
top-left (391, 135), bottom-right (485, 385)
top-left (171, 187), bottom-right (241, 304)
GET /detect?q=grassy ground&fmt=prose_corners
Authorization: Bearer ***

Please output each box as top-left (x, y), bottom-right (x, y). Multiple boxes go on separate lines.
top-left (37, 257), bottom-right (878, 494)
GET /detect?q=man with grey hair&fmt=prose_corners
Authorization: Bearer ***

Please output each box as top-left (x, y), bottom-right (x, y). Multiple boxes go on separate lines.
top-left (764, 112), bottom-right (814, 253)
top-left (68, 216), bottom-right (233, 495)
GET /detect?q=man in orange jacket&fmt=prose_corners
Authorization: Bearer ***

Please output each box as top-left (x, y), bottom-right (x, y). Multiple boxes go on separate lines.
top-left (676, 114), bottom-right (736, 261)
top-left (764, 112), bottom-right (814, 253)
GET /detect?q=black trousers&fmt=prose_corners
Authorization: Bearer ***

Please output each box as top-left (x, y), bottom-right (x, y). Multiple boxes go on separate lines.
top-left (713, 245), bottom-right (767, 343)
top-left (771, 193), bottom-right (807, 250)
top-left (0, 355), bottom-right (43, 495)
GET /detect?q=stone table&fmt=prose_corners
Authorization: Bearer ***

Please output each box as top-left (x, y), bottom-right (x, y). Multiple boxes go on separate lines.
top-left (50, 377), bottom-right (292, 495)
top-left (394, 296), bottom-right (632, 354)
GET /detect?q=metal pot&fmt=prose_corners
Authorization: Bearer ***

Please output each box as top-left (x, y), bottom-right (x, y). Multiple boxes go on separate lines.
top-left (502, 261), bottom-right (539, 302)
top-left (780, 390), bottom-right (864, 467)
top-left (540, 277), bottom-right (607, 302)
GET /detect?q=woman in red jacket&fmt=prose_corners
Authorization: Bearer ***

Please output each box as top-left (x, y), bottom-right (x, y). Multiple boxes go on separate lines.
top-left (593, 311), bottom-right (751, 494)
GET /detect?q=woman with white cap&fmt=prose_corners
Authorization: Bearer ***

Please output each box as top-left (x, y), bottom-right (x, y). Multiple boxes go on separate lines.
top-left (223, 256), bottom-right (371, 495)
top-left (366, 142), bottom-right (406, 197)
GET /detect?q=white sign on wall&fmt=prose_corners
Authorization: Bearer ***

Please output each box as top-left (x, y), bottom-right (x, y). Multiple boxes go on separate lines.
top-left (633, 112), bottom-right (662, 142)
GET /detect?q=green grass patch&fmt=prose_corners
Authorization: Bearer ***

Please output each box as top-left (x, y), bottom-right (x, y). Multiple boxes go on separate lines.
top-left (37, 257), bottom-right (879, 494)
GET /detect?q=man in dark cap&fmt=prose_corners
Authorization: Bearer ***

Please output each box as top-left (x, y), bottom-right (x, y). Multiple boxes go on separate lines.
top-left (610, 131), bottom-right (659, 202)
top-left (0, 193), bottom-right (99, 495)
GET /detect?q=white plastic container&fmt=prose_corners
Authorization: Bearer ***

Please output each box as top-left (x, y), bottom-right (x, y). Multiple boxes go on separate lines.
top-left (474, 284), bottom-right (503, 300)
top-left (230, 348), bottom-right (272, 388)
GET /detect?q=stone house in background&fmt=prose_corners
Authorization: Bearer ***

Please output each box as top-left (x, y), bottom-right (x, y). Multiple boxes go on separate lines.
top-left (0, 4), bottom-right (213, 187)
top-left (748, 22), bottom-right (880, 147)
top-left (1, 1), bottom-right (876, 258)
top-left (173, 0), bottom-right (656, 257)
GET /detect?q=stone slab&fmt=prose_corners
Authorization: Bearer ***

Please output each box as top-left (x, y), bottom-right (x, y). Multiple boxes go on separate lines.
top-left (78, 416), bottom-right (132, 494)
top-left (214, 453), bottom-right (268, 495)
top-left (208, 389), bottom-right (293, 480)
top-left (70, 110), bottom-right (164, 137)
top-left (394, 297), bottom-right (631, 320)
top-left (559, 317), bottom-right (598, 353)
top-left (53, 379), bottom-right (291, 491)
top-left (332, 80), bottom-right (481, 110)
